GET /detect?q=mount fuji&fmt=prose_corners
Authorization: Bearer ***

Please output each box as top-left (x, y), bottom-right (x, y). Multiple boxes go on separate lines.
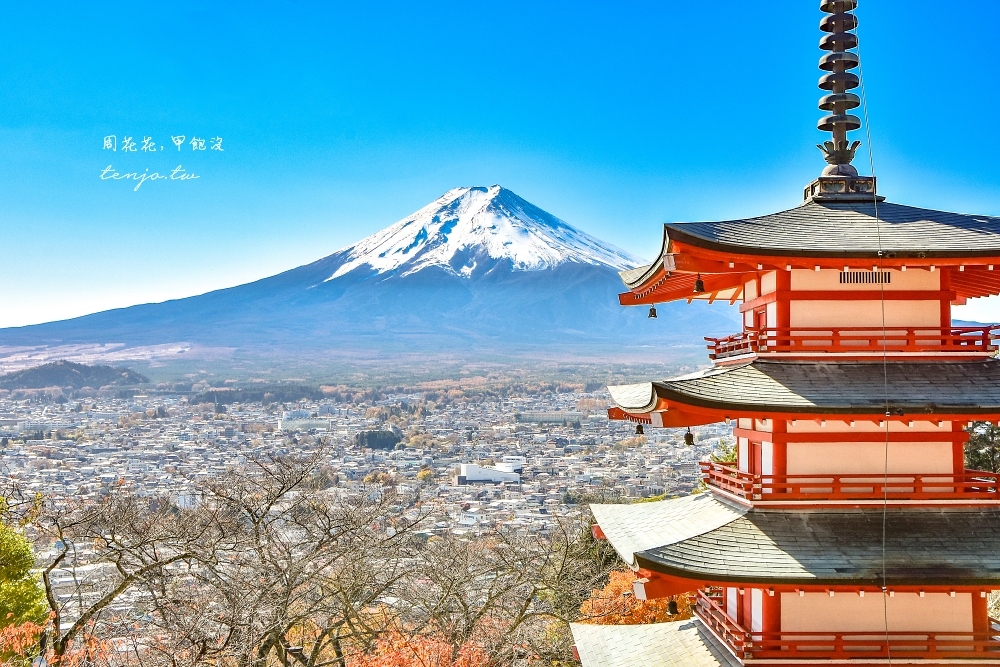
top-left (0, 186), bottom-right (739, 368)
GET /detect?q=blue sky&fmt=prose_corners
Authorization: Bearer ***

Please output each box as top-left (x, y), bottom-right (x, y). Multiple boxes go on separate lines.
top-left (2, 1), bottom-right (998, 327)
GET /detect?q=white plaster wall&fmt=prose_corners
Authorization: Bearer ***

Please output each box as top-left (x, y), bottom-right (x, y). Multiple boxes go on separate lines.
top-left (761, 442), bottom-right (773, 476)
top-left (727, 587), bottom-right (738, 621)
top-left (789, 300), bottom-right (941, 328)
top-left (751, 589), bottom-right (763, 632)
top-left (781, 592), bottom-right (972, 633)
top-left (761, 271), bottom-right (777, 295)
top-left (738, 438), bottom-right (749, 473)
top-left (754, 418), bottom-right (773, 432)
top-left (790, 268), bottom-right (940, 291)
top-left (785, 441), bottom-right (954, 475)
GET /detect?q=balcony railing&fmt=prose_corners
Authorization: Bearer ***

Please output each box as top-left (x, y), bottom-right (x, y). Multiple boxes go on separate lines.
top-left (700, 461), bottom-right (1000, 503)
top-left (705, 326), bottom-right (999, 360)
top-left (696, 590), bottom-right (1000, 661)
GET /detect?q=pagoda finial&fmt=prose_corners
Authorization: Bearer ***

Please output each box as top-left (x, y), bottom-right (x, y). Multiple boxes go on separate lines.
top-left (802, 0), bottom-right (881, 201)
top-left (816, 0), bottom-right (861, 176)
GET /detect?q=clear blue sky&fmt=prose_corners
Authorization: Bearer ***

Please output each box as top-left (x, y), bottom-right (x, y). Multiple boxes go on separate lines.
top-left (2, 1), bottom-right (998, 327)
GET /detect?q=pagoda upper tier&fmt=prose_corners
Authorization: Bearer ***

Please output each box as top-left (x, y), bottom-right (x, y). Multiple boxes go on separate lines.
top-left (623, 199), bottom-right (1000, 307)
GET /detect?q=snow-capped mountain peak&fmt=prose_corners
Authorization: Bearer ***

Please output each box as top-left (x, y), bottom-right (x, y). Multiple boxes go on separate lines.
top-left (326, 186), bottom-right (641, 281)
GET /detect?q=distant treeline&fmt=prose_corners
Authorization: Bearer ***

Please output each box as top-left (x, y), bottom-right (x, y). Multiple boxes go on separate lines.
top-left (354, 429), bottom-right (402, 450)
top-left (192, 385), bottom-right (326, 405)
top-left (0, 361), bottom-right (148, 390)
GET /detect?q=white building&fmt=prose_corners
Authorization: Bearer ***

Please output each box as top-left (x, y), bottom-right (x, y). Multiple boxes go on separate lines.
top-left (455, 463), bottom-right (520, 485)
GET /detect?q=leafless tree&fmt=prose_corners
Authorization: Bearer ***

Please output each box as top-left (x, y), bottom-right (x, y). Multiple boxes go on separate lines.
top-left (395, 518), bottom-right (616, 665)
top-left (25, 454), bottom-right (615, 667)
top-left (34, 483), bottom-right (233, 664)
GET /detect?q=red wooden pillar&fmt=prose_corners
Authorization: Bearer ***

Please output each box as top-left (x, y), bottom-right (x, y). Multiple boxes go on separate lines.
top-left (940, 268), bottom-right (952, 328)
top-left (954, 420), bottom-right (967, 476)
top-left (771, 419), bottom-right (787, 480)
top-left (762, 589), bottom-right (781, 638)
top-left (973, 592), bottom-right (989, 640)
top-left (741, 588), bottom-right (751, 630)
top-left (776, 269), bottom-right (791, 332)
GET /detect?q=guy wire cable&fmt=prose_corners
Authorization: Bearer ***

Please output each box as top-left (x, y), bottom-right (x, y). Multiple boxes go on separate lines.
top-left (853, 6), bottom-right (892, 662)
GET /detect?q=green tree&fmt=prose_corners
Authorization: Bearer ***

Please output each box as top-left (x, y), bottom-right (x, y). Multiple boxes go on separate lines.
top-left (710, 439), bottom-right (737, 464)
top-left (0, 521), bottom-right (47, 627)
top-left (966, 421), bottom-right (1000, 473)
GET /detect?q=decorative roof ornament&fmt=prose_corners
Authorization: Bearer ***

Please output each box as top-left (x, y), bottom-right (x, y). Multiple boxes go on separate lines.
top-left (803, 0), bottom-right (883, 203)
top-left (816, 0), bottom-right (862, 175)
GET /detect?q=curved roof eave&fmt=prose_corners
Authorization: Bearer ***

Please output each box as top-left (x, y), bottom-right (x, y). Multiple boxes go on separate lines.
top-left (607, 382), bottom-right (658, 413)
top-left (619, 226), bottom-right (671, 289)
top-left (591, 493), bottom-right (746, 567)
top-left (634, 507), bottom-right (1000, 586)
top-left (642, 359), bottom-right (1000, 416)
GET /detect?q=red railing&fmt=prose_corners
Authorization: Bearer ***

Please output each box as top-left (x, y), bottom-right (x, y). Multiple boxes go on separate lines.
top-left (696, 590), bottom-right (1000, 660)
top-left (706, 326), bottom-right (999, 359)
top-left (700, 461), bottom-right (1000, 502)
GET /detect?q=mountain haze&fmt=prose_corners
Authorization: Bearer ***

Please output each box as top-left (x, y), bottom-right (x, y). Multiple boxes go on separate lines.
top-left (0, 186), bottom-right (739, 366)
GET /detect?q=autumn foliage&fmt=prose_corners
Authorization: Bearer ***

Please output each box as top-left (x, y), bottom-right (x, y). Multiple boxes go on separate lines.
top-left (0, 621), bottom-right (43, 665)
top-left (579, 570), bottom-right (693, 625)
top-left (347, 631), bottom-right (488, 667)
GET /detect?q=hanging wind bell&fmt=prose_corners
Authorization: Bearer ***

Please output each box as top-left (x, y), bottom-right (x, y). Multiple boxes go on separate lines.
top-left (635, 424), bottom-right (644, 435)
top-left (648, 304), bottom-right (657, 319)
top-left (693, 274), bottom-right (705, 294)
top-left (684, 428), bottom-right (694, 446)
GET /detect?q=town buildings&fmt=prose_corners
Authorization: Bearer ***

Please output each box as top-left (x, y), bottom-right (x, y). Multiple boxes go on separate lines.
top-left (0, 386), bottom-right (729, 536)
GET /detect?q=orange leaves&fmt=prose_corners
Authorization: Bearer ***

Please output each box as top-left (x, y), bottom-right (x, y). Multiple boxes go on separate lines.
top-left (347, 631), bottom-right (488, 667)
top-left (0, 621), bottom-right (43, 657)
top-left (579, 570), bottom-right (693, 625)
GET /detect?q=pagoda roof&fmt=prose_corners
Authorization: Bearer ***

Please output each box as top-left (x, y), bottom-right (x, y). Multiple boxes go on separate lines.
top-left (640, 505), bottom-right (1000, 586)
top-left (570, 620), bottom-right (741, 667)
top-left (647, 200), bottom-right (1000, 274)
top-left (609, 359), bottom-right (1000, 417)
top-left (594, 494), bottom-right (1000, 586)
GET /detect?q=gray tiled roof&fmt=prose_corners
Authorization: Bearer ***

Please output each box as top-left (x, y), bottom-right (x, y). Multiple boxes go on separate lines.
top-left (666, 201), bottom-right (1000, 259)
top-left (637, 507), bottom-right (1000, 586)
top-left (592, 493), bottom-right (746, 566)
top-left (627, 359), bottom-right (1000, 415)
top-left (571, 619), bottom-right (741, 667)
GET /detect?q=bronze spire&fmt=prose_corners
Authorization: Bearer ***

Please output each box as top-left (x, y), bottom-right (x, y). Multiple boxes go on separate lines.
top-left (802, 0), bottom-right (882, 202)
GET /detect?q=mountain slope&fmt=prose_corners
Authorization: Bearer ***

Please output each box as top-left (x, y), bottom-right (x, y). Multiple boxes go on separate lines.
top-left (0, 186), bottom-right (739, 364)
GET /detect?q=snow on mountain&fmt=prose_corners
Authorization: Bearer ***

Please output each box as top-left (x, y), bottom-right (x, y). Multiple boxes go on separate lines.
top-left (326, 185), bottom-right (641, 281)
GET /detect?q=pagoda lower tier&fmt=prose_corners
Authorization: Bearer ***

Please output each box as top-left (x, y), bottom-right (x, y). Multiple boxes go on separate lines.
top-left (582, 494), bottom-right (1000, 666)
top-left (575, 357), bottom-right (1000, 665)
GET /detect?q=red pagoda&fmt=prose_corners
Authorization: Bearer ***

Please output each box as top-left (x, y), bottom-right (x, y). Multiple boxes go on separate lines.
top-left (571, 2), bottom-right (1000, 666)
